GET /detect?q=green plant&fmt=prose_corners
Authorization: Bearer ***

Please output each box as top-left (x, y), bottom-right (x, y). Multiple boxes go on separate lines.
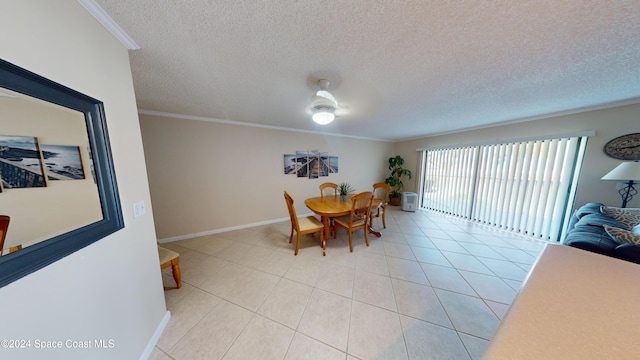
top-left (338, 182), bottom-right (355, 196)
top-left (384, 155), bottom-right (412, 198)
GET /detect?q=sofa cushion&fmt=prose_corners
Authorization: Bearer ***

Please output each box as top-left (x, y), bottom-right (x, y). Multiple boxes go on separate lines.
top-left (567, 203), bottom-right (605, 230)
top-left (563, 230), bottom-right (618, 255)
top-left (614, 243), bottom-right (640, 264)
top-left (575, 202), bottom-right (605, 218)
top-left (574, 213), bottom-right (625, 229)
top-left (604, 224), bottom-right (640, 246)
top-left (600, 206), bottom-right (640, 230)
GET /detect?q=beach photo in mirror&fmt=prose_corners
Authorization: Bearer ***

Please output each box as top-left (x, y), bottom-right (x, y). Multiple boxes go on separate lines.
top-left (0, 135), bottom-right (46, 189)
top-left (41, 144), bottom-right (85, 180)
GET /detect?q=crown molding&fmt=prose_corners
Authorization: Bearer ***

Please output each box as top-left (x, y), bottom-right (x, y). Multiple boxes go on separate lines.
top-left (77, 0), bottom-right (140, 50)
top-left (137, 110), bottom-right (393, 142)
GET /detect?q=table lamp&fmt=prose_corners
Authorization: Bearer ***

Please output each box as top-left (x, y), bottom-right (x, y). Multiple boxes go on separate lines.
top-left (601, 161), bottom-right (640, 207)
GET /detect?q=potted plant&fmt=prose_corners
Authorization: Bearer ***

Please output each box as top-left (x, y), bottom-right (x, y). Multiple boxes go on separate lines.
top-left (384, 155), bottom-right (412, 206)
top-left (338, 182), bottom-right (355, 201)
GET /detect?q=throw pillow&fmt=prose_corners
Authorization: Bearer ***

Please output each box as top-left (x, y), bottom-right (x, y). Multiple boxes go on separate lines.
top-left (600, 206), bottom-right (640, 230)
top-left (604, 225), bottom-right (640, 246)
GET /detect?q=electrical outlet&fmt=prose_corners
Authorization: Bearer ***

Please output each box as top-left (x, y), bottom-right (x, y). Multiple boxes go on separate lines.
top-left (133, 201), bottom-right (146, 218)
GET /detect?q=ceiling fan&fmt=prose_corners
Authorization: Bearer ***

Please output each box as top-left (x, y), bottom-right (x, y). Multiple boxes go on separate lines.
top-left (308, 79), bottom-right (345, 125)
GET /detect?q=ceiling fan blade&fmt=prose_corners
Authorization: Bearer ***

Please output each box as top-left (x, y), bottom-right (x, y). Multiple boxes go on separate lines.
top-left (315, 90), bottom-right (337, 105)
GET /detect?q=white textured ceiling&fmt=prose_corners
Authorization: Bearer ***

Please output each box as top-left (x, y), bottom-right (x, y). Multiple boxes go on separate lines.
top-left (94, 0), bottom-right (640, 141)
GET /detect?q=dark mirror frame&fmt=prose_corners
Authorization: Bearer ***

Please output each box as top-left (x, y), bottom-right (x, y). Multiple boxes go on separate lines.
top-left (0, 58), bottom-right (124, 287)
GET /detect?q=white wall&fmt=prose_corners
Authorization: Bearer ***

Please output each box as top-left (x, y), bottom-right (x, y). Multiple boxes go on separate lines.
top-left (0, 1), bottom-right (166, 359)
top-left (395, 103), bottom-right (640, 211)
top-left (139, 113), bottom-right (395, 240)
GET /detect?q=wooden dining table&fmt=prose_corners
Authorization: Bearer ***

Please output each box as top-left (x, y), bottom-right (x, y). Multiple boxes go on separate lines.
top-left (304, 195), bottom-right (382, 251)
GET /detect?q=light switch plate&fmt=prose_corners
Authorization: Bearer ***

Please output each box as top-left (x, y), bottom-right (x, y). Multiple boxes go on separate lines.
top-left (133, 201), bottom-right (146, 218)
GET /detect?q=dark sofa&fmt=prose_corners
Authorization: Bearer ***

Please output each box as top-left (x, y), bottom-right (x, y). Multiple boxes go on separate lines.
top-left (563, 202), bottom-right (640, 264)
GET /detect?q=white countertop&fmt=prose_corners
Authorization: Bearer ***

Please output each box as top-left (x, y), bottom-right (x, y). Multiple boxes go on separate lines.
top-left (483, 243), bottom-right (640, 359)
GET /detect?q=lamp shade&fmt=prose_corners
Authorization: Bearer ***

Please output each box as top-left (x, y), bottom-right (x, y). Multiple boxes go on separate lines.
top-left (601, 161), bottom-right (640, 181)
top-left (312, 111), bottom-right (335, 125)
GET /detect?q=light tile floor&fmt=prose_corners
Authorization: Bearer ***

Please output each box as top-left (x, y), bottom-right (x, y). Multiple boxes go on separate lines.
top-left (150, 207), bottom-right (549, 360)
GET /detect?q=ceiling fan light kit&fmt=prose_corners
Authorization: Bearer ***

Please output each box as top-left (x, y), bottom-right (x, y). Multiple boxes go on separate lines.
top-left (312, 111), bottom-right (335, 125)
top-left (310, 79), bottom-right (337, 125)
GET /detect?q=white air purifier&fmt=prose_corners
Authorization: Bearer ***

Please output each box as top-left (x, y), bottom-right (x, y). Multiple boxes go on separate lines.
top-left (402, 192), bottom-right (418, 212)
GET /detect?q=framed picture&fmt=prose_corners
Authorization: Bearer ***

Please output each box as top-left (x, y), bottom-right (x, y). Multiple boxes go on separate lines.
top-left (329, 156), bottom-right (339, 173)
top-left (283, 151), bottom-right (338, 179)
top-left (308, 150), bottom-right (319, 179)
top-left (0, 134), bottom-right (46, 188)
top-left (41, 144), bottom-right (85, 180)
top-left (319, 152), bottom-right (329, 177)
top-left (283, 154), bottom-right (296, 174)
top-left (296, 150), bottom-right (308, 178)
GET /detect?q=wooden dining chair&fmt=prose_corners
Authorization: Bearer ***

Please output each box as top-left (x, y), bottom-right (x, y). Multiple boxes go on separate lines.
top-left (320, 182), bottom-right (339, 232)
top-left (284, 191), bottom-right (326, 255)
top-left (158, 245), bottom-right (182, 289)
top-left (0, 215), bottom-right (10, 256)
top-left (333, 191), bottom-right (374, 252)
top-left (319, 182), bottom-right (338, 197)
top-left (371, 183), bottom-right (391, 229)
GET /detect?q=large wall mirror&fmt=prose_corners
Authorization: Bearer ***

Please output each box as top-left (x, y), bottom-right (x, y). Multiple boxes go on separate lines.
top-left (0, 58), bottom-right (124, 287)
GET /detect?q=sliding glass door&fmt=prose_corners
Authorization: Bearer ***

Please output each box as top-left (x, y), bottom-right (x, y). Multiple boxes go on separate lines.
top-left (420, 134), bottom-right (589, 242)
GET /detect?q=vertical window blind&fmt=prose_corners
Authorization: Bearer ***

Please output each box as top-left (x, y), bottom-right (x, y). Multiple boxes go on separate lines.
top-left (421, 136), bottom-right (587, 241)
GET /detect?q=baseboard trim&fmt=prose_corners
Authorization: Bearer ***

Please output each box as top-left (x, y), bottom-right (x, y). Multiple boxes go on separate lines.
top-left (157, 216), bottom-right (296, 243)
top-left (139, 310), bottom-right (171, 360)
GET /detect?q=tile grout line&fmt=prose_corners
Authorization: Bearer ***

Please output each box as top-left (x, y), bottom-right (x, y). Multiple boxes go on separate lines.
top-left (156, 207), bottom-right (549, 359)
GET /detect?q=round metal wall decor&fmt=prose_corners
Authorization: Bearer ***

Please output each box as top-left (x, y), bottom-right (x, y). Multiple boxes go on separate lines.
top-left (603, 133), bottom-right (640, 160)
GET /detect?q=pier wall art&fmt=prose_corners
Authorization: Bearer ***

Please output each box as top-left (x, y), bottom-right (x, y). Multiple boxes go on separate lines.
top-left (283, 150), bottom-right (338, 179)
top-left (0, 134), bottom-right (86, 191)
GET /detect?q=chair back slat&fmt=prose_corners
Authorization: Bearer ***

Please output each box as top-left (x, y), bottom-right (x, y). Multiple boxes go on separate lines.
top-left (320, 182), bottom-right (338, 197)
top-left (333, 191), bottom-right (374, 251)
top-left (373, 183), bottom-right (391, 204)
top-left (284, 191), bottom-right (299, 230)
top-left (350, 191), bottom-right (374, 225)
